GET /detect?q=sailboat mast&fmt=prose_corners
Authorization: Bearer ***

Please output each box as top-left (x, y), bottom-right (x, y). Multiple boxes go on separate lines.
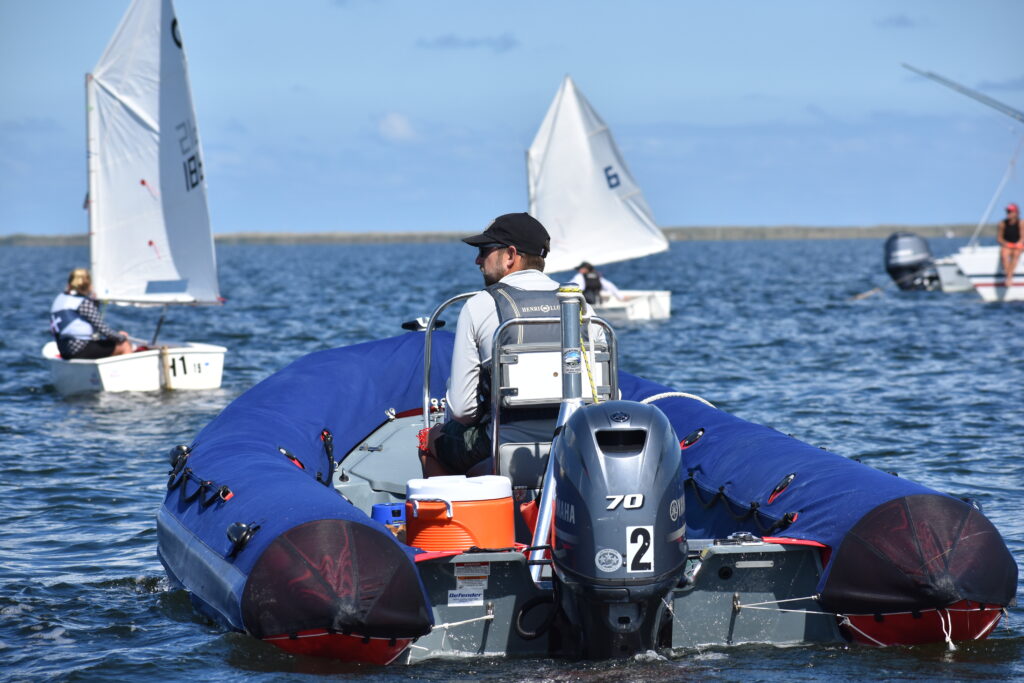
top-left (85, 72), bottom-right (99, 278)
top-left (903, 63), bottom-right (1024, 124)
top-left (525, 148), bottom-right (534, 214)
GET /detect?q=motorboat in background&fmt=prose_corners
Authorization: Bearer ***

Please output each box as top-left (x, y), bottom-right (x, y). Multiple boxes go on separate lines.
top-left (933, 254), bottom-right (974, 293)
top-left (884, 233), bottom-right (940, 291)
top-left (527, 76), bottom-right (671, 321)
top-left (952, 247), bottom-right (1024, 301)
top-left (43, 0), bottom-right (226, 395)
top-left (903, 64), bottom-right (1024, 301)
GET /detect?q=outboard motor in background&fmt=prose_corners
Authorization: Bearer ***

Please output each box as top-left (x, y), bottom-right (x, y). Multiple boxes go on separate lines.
top-left (550, 400), bottom-right (686, 658)
top-left (884, 232), bottom-right (940, 290)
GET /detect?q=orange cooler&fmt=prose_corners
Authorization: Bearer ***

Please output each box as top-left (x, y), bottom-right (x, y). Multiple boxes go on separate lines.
top-left (405, 475), bottom-right (514, 552)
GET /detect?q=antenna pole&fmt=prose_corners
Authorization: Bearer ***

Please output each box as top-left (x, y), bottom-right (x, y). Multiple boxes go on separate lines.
top-left (903, 63), bottom-right (1024, 124)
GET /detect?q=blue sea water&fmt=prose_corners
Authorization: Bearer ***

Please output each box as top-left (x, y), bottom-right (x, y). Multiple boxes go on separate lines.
top-left (1, 237), bottom-right (1022, 682)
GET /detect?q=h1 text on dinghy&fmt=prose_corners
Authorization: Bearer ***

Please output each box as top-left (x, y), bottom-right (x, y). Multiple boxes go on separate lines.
top-left (527, 76), bottom-right (671, 322)
top-left (42, 0), bottom-right (226, 396)
top-left (157, 288), bottom-right (1016, 664)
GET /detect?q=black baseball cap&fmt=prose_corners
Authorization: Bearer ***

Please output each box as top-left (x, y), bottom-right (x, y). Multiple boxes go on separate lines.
top-left (462, 213), bottom-right (550, 257)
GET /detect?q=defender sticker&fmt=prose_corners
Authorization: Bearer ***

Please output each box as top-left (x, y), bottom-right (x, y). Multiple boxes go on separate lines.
top-left (448, 589), bottom-right (484, 607)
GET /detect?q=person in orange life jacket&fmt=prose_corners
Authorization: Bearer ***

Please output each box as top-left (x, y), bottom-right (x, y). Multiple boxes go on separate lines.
top-left (570, 261), bottom-right (623, 305)
top-left (419, 213), bottom-right (602, 477)
top-left (50, 268), bottom-right (133, 360)
top-left (999, 203), bottom-right (1023, 288)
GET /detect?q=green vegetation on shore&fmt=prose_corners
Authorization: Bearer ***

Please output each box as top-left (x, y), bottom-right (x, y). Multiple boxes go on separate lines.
top-left (0, 223), bottom-right (993, 247)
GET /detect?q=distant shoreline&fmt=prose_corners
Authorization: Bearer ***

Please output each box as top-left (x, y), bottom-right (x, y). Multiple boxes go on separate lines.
top-left (0, 223), bottom-right (994, 247)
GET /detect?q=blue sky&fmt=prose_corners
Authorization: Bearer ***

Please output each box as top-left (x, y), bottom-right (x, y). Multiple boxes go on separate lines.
top-left (2, 0), bottom-right (1023, 235)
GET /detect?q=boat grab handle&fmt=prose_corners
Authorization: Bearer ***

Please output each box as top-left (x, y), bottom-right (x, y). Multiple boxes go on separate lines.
top-left (422, 292), bottom-right (478, 428)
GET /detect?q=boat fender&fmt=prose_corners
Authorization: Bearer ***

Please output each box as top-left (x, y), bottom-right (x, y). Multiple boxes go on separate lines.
top-left (680, 428), bottom-right (704, 450)
top-left (226, 521), bottom-right (260, 557)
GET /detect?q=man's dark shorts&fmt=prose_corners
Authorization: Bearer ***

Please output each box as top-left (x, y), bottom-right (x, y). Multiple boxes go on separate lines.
top-left (435, 420), bottom-right (492, 474)
top-left (68, 339), bottom-right (118, 359)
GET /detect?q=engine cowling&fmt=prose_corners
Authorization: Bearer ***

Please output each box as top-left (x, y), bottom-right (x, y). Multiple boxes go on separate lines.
top-left (550, 400), bottom-right (686, 657)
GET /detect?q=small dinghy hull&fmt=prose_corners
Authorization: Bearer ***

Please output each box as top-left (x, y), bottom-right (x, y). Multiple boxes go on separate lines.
top-left (43, 340), bottom-right (225, 396)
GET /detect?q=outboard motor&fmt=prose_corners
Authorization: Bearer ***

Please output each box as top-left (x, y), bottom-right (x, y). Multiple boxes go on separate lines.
top-left (884, 232), bottom-right (939, 290)
top-left (550, 400), bottom-right (686, 658)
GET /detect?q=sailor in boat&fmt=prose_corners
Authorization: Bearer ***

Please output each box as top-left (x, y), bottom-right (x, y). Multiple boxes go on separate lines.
top-left (49, 268), bottom-right (133, 360)
top-left (419, 212), bottom-right (601, 477)
top-left (999, 202), bottom-right (1022, 288)
top-left (571, 261), bottom-right (624, 305)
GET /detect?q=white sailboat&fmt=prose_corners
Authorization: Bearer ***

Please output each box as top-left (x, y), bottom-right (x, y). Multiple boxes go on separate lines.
top-left (42, 0), bottom-right (226, 396)
top-left (527, 75), bottom-right (671, 321)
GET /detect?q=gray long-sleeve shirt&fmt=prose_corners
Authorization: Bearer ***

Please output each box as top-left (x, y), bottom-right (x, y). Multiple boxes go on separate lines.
top-left (446, 269), bottom-right (603, 424)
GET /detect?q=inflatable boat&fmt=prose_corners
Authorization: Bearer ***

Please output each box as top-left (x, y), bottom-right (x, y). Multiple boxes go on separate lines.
top-left (157, 290), bottom-right (1017, 664)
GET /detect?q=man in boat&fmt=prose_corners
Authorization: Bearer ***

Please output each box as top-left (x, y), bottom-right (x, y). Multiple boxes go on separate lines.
top-left (571, 261), bottom-right (624, 305)
top-left (50, 268), bottom-right (133, 360)
top-left (420, 213), bottom-right (597, 477)
top-left (999, 203), bottom-right (1022, 288)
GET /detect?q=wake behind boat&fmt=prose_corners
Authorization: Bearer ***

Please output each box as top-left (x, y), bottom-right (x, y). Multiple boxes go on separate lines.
top-left (43, 0), bottom-right (226, 396)
top-left (157, 290), bottom-right (1016, 664)
top-left (527, 76), bottom-right (671, 321)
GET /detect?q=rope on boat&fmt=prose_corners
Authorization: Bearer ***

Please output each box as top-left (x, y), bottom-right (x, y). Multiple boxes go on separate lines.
top-left (579, 308), bottom-right (601, 403)
top-left (736, 596), bottom-right (975, 651)
top-left (938, 608), bottom-right (958, 651)
top-left (406, 613), bottom-right (496, 653)
top-left (641, 391), bottom-right (717, 409)
top-left (733, 595), bottom-right (824, 611)
top-left (432, 614), bottom-right (496, 631)
top-left (838, 616), bottom-right (888, 647)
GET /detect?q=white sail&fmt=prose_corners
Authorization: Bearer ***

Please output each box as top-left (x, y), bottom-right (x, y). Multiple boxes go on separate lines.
top-left (87, 0), bottom-right (219, 304)
top-left (527, 75), bottom-right (668, 274)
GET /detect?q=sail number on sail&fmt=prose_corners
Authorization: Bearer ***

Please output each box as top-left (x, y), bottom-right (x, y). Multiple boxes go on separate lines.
top-left (178, 120), bottom-right (203, 192)
top-left (603, 166), bottom-right (620, 189)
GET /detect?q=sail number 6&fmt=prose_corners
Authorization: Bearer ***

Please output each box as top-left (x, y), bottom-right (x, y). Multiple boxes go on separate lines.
top-left (603, 165), bottom-right (620, 189)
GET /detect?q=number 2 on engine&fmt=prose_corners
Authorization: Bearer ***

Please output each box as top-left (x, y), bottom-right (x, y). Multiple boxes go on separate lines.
top-left (626, 526), bottom-right (653, 572)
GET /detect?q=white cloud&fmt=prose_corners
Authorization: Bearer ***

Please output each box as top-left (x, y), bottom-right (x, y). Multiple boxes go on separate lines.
top-left (377, 112), bottom-right (417, 142)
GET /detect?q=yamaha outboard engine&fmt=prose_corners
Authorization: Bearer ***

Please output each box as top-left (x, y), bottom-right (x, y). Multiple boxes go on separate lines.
top-left (884, 232), bottom-right (939, 290)
top-left (550, 400), bottom-right (686, 658)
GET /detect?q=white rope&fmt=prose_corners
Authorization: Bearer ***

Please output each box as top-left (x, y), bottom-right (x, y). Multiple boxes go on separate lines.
top-left (641, 391), bottom-right (717, 409)
top-left (838, 615), bottom-right (888, 647)
top-left (432, 614), bottom-right (495, 630)
top-left (735, 595), bottom-right (834, 616)
top-left (938, 608), bottom-right (958, 652)
top-left (968, 133), bottom-right (1024, 248)
top-left (405, 613), bottom-right (496, 653)
top-left (735, 595), bottom-right (820, 608)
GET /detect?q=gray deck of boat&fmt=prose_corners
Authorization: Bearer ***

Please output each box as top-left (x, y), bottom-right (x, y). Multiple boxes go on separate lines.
top-left (335, 414), bottom-right (843, 661)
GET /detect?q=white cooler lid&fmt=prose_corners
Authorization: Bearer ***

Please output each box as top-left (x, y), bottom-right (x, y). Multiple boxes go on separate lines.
top-left (406, 474), bottom-right (512, 502)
